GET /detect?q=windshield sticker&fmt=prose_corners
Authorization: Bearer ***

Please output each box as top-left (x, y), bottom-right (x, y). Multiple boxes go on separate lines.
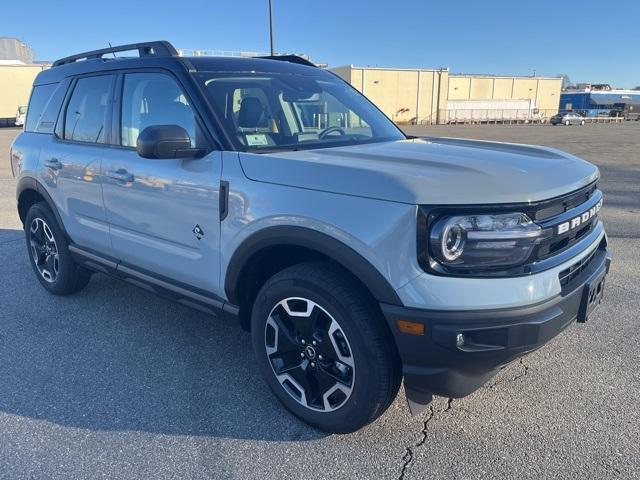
top-left (245, 134), bottom-right (270, 146)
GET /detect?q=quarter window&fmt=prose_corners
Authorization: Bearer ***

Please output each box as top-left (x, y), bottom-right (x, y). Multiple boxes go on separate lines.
top-left (35, 81), bottom-right (69, 134)
top-left (120, 73), bottom-right (198, 148)
top-left (64, 76), bottom-right (112, 143)
top-left (25, 83), bottom-right (57, 132)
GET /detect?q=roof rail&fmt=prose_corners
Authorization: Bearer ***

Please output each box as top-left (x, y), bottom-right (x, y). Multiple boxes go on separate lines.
top-left (52, 41), bottom-right (178, 67)
top-left (256, 55), bottom-right (317, 68)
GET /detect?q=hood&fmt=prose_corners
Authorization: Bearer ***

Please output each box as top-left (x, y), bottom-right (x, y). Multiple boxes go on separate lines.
top-left (238, 138), bottom-right (599, 205)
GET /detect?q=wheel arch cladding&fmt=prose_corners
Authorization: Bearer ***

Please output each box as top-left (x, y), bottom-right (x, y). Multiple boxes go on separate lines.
top-left (225, 226), bottom-right (403, 327)
top-left (17, 177), bottom-right (70, 241)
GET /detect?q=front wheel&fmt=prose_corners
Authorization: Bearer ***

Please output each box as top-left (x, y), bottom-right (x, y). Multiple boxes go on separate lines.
top-left (251, 262), bottom-right (401, 433)
top-left (565, 120), bottom-right (571, 126)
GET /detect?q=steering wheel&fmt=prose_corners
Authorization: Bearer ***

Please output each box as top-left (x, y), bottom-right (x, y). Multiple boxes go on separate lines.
top-left (319, 126), bottom-right (346, 139)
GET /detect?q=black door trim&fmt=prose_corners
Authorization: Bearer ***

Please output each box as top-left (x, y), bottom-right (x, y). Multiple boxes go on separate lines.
top-left (69, 244), bottom-right (239, 319)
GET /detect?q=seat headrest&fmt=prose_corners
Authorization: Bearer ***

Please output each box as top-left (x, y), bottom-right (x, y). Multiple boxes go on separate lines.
top-left (142, 81), bottom-right (181, 111)
top-left (238, 97), bottom-right (266, 129)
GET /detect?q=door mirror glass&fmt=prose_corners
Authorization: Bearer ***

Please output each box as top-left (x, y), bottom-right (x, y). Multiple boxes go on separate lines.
top-left (136, 125), bottom-right (203, 159)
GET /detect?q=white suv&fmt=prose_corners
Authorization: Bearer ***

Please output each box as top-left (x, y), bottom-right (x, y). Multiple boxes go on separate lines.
top-left (11, 41), bottom-right (611, 432)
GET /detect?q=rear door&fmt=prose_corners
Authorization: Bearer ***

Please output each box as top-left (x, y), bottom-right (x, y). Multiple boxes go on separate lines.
top-left (101, 70), bottom-right (222, 293)
top-left (40, 74), bottom-right (115, 253)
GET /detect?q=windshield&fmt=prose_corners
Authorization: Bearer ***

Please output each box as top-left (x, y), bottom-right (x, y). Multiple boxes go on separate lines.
top-left (196, 72), bottom-right (405, 152)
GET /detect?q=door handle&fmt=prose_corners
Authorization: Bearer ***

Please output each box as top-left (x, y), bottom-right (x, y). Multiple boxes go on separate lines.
top-left (107, 169), bottom-right (134, 183)
top-left (43, 158), bottom-right (62, 170)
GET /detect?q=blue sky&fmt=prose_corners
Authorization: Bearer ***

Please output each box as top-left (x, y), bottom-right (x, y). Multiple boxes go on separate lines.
top-left (3, 0), bottom-right (639, 87)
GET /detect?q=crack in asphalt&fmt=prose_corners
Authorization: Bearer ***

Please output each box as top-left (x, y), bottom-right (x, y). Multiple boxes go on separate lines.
top-left (512, 358), bottom-right (530, 381)
top-left (398, 398), bottom-right (454, 480)
top-left (486, 358), bottom-right (530, 390)
top-left (397, 359), bottom-right (532, 478)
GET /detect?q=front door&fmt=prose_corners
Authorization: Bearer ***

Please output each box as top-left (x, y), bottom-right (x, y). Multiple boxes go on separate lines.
top-left (101, 71), bottom-right (222, 294)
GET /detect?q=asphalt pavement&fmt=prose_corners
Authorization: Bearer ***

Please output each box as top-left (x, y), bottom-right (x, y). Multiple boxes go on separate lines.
top-left (0, 123), bottom-right (638, 479)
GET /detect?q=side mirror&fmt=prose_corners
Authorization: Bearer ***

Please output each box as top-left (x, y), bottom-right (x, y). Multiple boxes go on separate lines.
top-left (136, 125), bottom-right (203, 159)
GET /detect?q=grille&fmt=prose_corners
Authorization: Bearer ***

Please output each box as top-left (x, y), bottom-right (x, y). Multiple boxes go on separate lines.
top-left (531, 182), bottom-right (598, 222)
top-left (558, 246), bottom-right (598, 286)
top-left (530, 186), bottom-right (602, 263)
top-left (535, 218), bottom-right (597, 260)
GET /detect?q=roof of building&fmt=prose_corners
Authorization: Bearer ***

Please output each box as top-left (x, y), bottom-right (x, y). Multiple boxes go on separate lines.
top-left (333, 65), bottom-right (448, 73)
top-left (332, 65), bottom-right (562, 80)
top-left (449, 73), bottom-right (561, 80)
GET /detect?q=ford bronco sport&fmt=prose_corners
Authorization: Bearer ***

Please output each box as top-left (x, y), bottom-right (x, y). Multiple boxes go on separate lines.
top-left (11, 41), bottom-right (611, 433)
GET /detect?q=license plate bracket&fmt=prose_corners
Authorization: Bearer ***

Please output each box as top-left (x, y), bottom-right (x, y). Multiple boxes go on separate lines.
top-left (577, 271), bottom-right (606, 323)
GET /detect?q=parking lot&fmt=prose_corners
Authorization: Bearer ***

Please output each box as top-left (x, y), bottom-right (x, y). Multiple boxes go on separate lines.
top-left (1, 123), bottom-right (638, 479)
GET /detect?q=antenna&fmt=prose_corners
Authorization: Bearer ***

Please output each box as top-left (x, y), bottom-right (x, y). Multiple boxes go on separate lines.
top-left (108, 42), bottom-right (117, 58)
top-left (268, 0), bottom-right (275, 55)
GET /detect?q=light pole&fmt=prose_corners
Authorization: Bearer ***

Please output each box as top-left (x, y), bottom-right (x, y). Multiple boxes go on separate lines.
top-left (269, 0), bottom-right (275, 55)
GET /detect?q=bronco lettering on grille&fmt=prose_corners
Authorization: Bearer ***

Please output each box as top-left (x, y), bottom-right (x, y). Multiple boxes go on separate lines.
top-left (557, 199), bottom-right (602, 235)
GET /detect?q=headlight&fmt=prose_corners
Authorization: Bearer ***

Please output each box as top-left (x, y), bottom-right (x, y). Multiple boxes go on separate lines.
top-left (429, 212), bottom-right (545, 270)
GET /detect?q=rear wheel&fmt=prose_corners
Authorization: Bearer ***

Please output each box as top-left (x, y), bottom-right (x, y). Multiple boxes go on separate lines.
top-left (251, 262), bottom-right (402, 433)
top-left (25, 202), bottom-right (91, 295)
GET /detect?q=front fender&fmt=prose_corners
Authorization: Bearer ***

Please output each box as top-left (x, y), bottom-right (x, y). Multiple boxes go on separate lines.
top-left (224, 225), bottom-right (403, 306)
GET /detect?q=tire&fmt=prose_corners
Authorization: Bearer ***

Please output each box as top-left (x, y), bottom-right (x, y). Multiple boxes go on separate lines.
top-left (580, 120), bottom-right (585, 126)
top-left (251, 261), bottom-right (402, 433)
top-left (565, 120), bottom-right (570, 126)
top-left (24, 202), bottom-right (91, 295)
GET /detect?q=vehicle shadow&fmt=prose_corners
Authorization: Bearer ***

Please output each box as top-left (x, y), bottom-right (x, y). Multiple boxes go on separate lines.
top-left (0, 228), bottom-right (325, 442)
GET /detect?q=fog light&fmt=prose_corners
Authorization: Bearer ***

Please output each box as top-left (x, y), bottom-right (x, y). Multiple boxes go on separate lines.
top-left (456, 333), bottom-right (465, 348)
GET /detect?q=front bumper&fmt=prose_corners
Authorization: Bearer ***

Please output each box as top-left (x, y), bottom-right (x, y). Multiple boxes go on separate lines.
top-left (381, 242), bottom-right (611, 403)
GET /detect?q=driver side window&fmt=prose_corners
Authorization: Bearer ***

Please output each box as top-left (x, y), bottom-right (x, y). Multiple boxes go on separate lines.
top-left (120, 73), bottom-right (199, 148)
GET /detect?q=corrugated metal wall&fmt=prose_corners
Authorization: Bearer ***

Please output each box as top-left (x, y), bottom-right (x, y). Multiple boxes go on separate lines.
top-left (332, 67), bottom-right (449, 124)
top-left (331, 66), bottom-right (562, 124)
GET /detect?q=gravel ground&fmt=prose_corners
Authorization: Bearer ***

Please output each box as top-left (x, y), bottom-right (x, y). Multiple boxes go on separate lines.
top-left (1, 123), bottom-right (638, 479)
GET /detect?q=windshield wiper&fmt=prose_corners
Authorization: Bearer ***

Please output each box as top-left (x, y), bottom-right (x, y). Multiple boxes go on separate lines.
top-left (251, 146), bottom-right (301, 154)
top-left (249, 136), bottom-right (400, 154)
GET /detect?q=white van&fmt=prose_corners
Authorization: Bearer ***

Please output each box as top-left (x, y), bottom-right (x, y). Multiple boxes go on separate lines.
top-left (15, 106), bottom-right (27, 127)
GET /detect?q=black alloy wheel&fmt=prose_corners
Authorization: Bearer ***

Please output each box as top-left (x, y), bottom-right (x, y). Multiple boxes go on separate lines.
top-left (264, 297), bottom-right (355, 412)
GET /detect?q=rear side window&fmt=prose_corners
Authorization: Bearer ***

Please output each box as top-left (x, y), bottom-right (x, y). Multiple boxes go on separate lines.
top-left (25, 83), bottom-right (57, 132)
top-left (63, 76), bottom-right (113, 143)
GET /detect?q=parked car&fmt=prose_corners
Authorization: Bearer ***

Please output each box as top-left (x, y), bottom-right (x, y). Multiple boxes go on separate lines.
top-left (551, 112), bottom-right (586, 125)
top-left (10, 42), bottom-right (611, 433)
top-left (15, 106), bottom-right (26, 127)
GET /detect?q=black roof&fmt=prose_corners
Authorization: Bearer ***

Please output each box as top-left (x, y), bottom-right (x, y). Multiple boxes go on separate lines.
top-left (36, 40), bottom-right (326, 85)
top-left (187, 56), bottom-right (324, 74)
